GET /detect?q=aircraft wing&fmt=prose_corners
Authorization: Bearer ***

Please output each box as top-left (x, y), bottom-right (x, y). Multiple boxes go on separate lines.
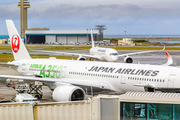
top-left (134, 83), bottom-right (180, 92)
top-left (118, 45), bottom-right (165, 57)
top-left (29, 49), bottom-right (102, 60)
top-left (134, 83), bottom-right (155, 88)
top-left (0, 75), bottom-right (116, 92)
top-left (80, 55), bottom-right (101, 60)
top-left (0, 62), bottom-right (19, 67)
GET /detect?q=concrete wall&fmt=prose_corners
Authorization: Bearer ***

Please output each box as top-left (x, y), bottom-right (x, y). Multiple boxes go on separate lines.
top-left (34, 101), bottom-right (91, 120)
top-left (57, 36), bottom-right (67, 44)
top-left (0, 102), bottom-right (34, 120)
top-left (0, 95), bottom-right (119, 120)
top-left (67, 36), bottom-right (78, 44)
top-left (77, 36), bottom-right (86, 43)
top-left (45, 35), bottom-right (56, 44)
top-left (48, 35), bottom-right (89, 44)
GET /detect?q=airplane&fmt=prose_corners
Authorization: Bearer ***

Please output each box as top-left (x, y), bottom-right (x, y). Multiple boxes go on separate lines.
top-left (29, 29), bottom-right (165, 63)
top-left (0, 20), bottom-right (178, 103)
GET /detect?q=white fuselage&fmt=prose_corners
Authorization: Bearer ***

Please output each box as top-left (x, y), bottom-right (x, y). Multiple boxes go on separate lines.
top-left (89, 47), bottom-right (119, 62)
top-left (11, 58), bottom-right (180, 94)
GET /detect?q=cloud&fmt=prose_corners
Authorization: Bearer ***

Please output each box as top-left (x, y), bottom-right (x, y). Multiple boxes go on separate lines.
top-left (1, 0), bottom-right (180, 35)
top-left (29, 4), bottom-right (142, 19)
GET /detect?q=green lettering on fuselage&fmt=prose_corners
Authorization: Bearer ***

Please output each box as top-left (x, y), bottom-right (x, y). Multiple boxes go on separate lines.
top-left (30, 64), bottom-right (42, 69)
top-left (37, 64), bottom-right (63, 78)
top-left (56, 66), bottom-right (62, 78)
top-left (40, 65), bottom-right (46, 77)
top-left (46, 65), bottom-right (52, 77)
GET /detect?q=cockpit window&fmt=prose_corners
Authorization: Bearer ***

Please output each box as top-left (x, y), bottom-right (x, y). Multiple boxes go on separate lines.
top-left (110, 53), bottom-right (118, 56)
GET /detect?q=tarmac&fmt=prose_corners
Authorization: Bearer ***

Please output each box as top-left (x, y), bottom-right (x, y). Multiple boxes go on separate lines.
top-left (0, 50), bottom-right (180, 66)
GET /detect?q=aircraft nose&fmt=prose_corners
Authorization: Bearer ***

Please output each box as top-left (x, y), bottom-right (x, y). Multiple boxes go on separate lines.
top-left (111, 56), bottom-right (118, 62)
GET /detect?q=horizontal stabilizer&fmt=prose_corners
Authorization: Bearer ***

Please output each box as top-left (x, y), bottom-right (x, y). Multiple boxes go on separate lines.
top-left (0, 62), bottom-right (19, 67)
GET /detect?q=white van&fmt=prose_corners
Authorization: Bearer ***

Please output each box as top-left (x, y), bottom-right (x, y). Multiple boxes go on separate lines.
top-left (15, 93), bottom-right (37, 102)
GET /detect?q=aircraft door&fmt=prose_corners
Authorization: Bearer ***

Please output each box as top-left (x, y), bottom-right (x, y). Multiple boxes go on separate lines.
top-left (167, 74), bottom-right (175, 87)
top-left (21, 63), bottom-right (28, 74)
top-left (61, 66), bottom-right (67, 78)
top-left (120, 75), bottom-right (126, 84)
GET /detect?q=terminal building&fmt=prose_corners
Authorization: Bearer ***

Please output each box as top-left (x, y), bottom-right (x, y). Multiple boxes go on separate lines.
top-left (25, 30), bottom-right (101, 44)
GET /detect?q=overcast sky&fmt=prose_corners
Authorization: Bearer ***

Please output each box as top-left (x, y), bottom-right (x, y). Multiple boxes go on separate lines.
top-left (1, 0), bottom-right (180, 35)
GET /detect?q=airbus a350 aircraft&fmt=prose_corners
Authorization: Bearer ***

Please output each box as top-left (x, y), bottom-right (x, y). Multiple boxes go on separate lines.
top-left (31, 29), bottom-right (165, 63)
top-left (0, 20), bottom-right (178, 102)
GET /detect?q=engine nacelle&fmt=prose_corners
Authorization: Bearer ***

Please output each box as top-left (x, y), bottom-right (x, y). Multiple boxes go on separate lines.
top-left (77, 56), bottom-right (86, 61)
top-left (52, 85), bottom-right (85, 102)
top-left (124, 56), bottom-right (133, 63)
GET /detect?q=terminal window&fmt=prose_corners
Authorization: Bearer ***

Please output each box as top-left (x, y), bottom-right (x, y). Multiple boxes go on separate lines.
top-left (120, 102), bottom-right (180, 120)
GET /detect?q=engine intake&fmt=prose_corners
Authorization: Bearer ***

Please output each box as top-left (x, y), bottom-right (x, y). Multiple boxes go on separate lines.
top-left (124, 56), bottom-right (133, 63)
top-left (52, 85), bottom-right (85, 102)
top-left (77, 56), bottom-right (86, 61)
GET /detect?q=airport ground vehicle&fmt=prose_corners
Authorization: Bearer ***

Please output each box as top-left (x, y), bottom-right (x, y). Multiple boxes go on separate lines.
top-left (15, 93), bottom-right (37, 102)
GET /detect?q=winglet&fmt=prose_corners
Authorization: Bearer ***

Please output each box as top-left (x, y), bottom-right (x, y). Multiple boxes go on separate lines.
top-left (162, 45), bottom-right (165, 51)
top-left (162, 51), bottom-right (173, 66)
top-left (91, 29), bottom-right (95, 48)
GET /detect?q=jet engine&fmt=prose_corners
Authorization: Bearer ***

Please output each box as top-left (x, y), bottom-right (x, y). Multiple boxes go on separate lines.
top-left (52, 85), bottom-right (85, 102)
top-left (77, 56), bottom-right (86, 61)
top-left (124, 56), bottom-right (133, 63)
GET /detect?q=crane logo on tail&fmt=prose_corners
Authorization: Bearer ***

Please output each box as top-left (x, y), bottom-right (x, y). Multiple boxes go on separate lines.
top-left (12, 34), bottom-right (20, 53)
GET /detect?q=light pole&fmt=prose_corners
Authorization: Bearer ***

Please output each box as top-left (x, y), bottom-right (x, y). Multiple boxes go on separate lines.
top-left (124, 31), bottom-right (126, 45)
top-left (86, 29), bottom-right (88, 44)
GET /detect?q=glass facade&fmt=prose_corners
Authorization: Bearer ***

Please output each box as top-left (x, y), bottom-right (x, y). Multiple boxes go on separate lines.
top-left (120, 102), bottom-right (180, 120)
